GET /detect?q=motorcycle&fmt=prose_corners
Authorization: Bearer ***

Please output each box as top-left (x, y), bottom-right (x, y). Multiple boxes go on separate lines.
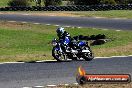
top-left (52, 36), bottom-right (94, 62)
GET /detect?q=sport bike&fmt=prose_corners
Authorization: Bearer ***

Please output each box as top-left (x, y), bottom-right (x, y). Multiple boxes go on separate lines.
top-left (52, 36), bottom-right (94, 62)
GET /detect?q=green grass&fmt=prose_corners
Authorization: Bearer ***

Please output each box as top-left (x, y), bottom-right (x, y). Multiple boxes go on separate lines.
top-left (0, 0), bottom-right (37, 7)
top-left (0, 0), bottom-right (67, 7)
top-left (0, 0), bottom-right (10, 7)
top-left (0, 21), bottom-right (132, 62)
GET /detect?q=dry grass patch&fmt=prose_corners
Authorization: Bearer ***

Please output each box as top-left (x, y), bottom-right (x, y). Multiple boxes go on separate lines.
top-left (28, 12), bottom-right (81, 17)
top-left (0, 52), bottom-right (52, 62)
top-left (94, 43), bottom-right (132, 57)
top-left (0, 11), bottom-right (81, 17)
top-left (0, 21), bottom-right (32, 30)
top-left (1, 10), bottom-right (132, 19)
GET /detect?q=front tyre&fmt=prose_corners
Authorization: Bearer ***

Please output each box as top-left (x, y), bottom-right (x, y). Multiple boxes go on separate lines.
top-left (82, 46), bottom-right (94, 61)
top-left (52, 47), bottom-right (67, 62)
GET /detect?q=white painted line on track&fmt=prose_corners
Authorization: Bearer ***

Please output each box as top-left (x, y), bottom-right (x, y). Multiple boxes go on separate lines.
top-left (64, 84), bottom-right (69, 86)
top-left (77, 27), bottom-right (82, 28)
top-left (8, 21), bottom-right (16, 23)
top-left (116, 30), bottom-right (121, 31)
top-left (128, 55), bottom-right (132, 56)
top-left (36, 59), bottom-right (72, 62)
top-left (34, 23), bottom-right (40, 25)
top-left (24, 83), bottom-right (79, 88)
top-left (102, 29), bottom-right (108, 31)
top-left (95, 57), bottom-right (112, 59)
top-left (73, 83), bottom-right (78, 85)
top-left (94, 17), bottom-right (106, 19)
top-left (36, 60), bottom-right (56, 62)
top-left (50, 15), bottom-right (56, 16)
top-left (95, 55), bottom-right (132, 59)
top-left (3, 62), bottom-right (25, 64)
top-left (113, 18), bottom-right (122, 20)
top-left (33, 86), bottom-right (44, 88)
top-left (21, 22), bottom-right (28, 24)
top-left (94, 16), bottom-right (128, 20)
top-left (46, 85), bottom-right (57, 87)
top-left (64, 26), bottom-right (71, 27)
top-left (113, 18), bottom-right (127, 20)
top-left (111, 56), bottom-right (129, 58)
top-left (54, 25), bottom-right (60, 26)
top-left (23, 86), bottom-right (44, 88)
top-left (45, 24), bottom-right (51, 25)
top-left (72, 27), bottom-right (75, 28)
top-left (22, 14), bottom-right (30, 16)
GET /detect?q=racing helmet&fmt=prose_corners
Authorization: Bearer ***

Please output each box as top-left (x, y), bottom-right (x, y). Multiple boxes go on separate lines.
top-left (56, 27), bottom-right (65, 36)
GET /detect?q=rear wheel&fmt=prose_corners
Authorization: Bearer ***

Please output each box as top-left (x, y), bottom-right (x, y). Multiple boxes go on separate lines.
top-left (52, 47), bottom-right (67, 62)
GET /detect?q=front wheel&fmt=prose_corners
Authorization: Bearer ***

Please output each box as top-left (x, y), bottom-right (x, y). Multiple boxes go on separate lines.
top-left (52, 47), bottom-right (67, 62)
top-left (82, 46), bottom-right (94, 61)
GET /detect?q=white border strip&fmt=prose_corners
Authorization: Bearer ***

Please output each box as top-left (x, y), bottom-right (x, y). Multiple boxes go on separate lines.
top-left (64, 26), bottom-right (70, 28)
top-left (73, 83), bottom-right (78, 85)
top-left (33, 86), bottom-right (45, 88)
top-left (64, 84), bottom-right (69, 86)
top-left (93, 17), bottom-right (127, 20)
top-left (50, 15), bottom-right (56, 16)
top-left (33, 23), bottom-right (40, 25)
top-left (95, 57), bottom-right (112, 59)
top-left (54, 25), bottom-right (60, 27)
top-left (24, 82), bottom-right (79, 88)
top-left (95, 55), bottom-right (132, 59)
top-left (46, 24), bottom-right (51, 25)
top-left (102, 29), bottom-right (108, 31)
top-left (22, 14), bottom-right (30, 16)
top-left (94, 17), bottom-right (106, 19)
top-left (46, 85), bottom-right (57, 87)
top-left (8, 21), bottom-right (16, 23)
top-left (110, 55), bottom-right (131, 57)
top-left (22, 22), bottom-right (28, 24)
top-left (77, 27), bottom-right (82, 29)
top-left (1, 62), bottom-right (25, 64)
top-left (128, 55), bottom-right (132, 56)
top-left (36, 60), bottom-right (56, 62)
top-left (116, 30), bottom-right (121, 31)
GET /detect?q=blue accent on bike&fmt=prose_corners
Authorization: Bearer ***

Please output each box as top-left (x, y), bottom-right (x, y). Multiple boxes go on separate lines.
top-left (78, 41), bottom-right (86, 46)
top-left (63, 37), bottom-right (70, 45)
top-left (55, 47), bottom-right (60, 51)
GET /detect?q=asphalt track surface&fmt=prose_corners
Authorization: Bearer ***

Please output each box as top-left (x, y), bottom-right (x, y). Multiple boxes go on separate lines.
top-left (0, 14), bottom-right (132, 30)
top-left (0, 14), bottom-right (132, 87)
top-left (0, 57), bottom-right (132, 88)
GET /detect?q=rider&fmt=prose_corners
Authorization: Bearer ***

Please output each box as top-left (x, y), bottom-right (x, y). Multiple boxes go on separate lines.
top-left (56, 27), bottom-right (71, 50)
top-left (56, 27), bottom-right (71, 40)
